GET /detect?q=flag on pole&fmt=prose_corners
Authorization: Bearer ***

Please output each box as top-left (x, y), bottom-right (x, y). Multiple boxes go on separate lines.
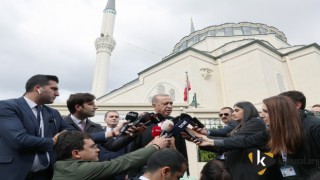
top-left (183, 72), bottom-right (191, 102)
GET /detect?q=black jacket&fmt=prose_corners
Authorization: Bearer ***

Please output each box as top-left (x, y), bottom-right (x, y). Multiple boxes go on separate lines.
top-left (208, 120), bottom-right (238, 137)
top-left (128, 116), bottom-right (188, 177)
top-left (203, 117), bottom-right (268, 180)
top-left (216, 111), bottom-right (320, 179)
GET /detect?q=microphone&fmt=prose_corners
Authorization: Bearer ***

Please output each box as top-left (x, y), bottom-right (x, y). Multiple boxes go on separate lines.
top-left (184, 129), bottom-right (202, 143)
top-left (131, 112), bottom-right (151, 127)
top-left (160, 120), bottom-right (174, 137)
top-left (166, 115), bottom-right (191, 138)
top-left (119, 111), bottom-right (139, 135)
top-left (151, 125), bottom-right (161, 138)
top-left (143, 113), bottom-right (165, 126)
top-left (190, 117), bottom-right (205, 128)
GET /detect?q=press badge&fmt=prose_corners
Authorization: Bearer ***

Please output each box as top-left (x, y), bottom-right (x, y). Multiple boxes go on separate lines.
top-left (280, 165), bottom-right (296, 177)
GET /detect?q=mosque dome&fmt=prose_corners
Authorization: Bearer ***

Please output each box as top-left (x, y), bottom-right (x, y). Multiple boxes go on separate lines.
top-left (172, 22), bottom-right (287, 53)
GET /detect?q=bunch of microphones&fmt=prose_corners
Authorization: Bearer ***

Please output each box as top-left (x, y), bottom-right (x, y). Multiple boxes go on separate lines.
top-left (118, 111), bottom-right (204, 142)
top-left (152, 113), bottom-right (205, 143)
top-left (119, 112), bottom-right (165, 136)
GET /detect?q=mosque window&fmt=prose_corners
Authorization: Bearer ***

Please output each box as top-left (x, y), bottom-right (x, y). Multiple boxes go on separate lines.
top-left (276, 73), bottom-right (286, 93)
top-left (180, 42), bottom-right (187, 51)
top-left (259, 28), bottom-right (267, 34)
top-left (233, 28), bottom-right (243, 35)
top-left (225, 27), bottom-right (233, 36)
top-left (209, 30), bottom-right (215, 36)
top-left (216, 30), bottom-right (225, 36)
top-left (193, 35), bottom-right (200, 43)
top-left (199, 33), bottom-right (207, 40)
top-left (243, 27), bottom-right (251, 35)
top-left (187, 40), bottom-right (194, 47)
top-left (169, 89), bottom-right (175, 101)
top-left (157, 84), bottom-right (165, 94)
top-left (251, 28), bottom-right (260, 35)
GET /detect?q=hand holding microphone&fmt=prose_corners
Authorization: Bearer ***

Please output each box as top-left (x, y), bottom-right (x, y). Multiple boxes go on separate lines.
top-left (119, 112), bottom-right (138, 136)
top-left (160, 120), bottom-right (174, 137)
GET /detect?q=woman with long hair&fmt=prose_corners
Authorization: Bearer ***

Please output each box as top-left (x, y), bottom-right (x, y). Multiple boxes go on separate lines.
top-left (193, 95), bottom-right (320, 179)
top-left (262, 95), bottom-right (302, 156)
top-left (196, 101), bottom-right (267, 180)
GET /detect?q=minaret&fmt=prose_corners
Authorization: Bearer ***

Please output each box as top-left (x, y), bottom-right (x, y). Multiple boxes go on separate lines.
top-left (92, 0), bottom-right (116, 98)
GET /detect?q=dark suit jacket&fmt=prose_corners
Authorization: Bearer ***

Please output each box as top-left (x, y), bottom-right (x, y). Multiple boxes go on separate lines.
top-left (128, 116), bottom-right (188, 177)
top-left (209, 120), bottom-right (238, 137)
top-left (64, 115), bottom-right (135, 152)
top-left (0, 97), bottom-right (71, 180)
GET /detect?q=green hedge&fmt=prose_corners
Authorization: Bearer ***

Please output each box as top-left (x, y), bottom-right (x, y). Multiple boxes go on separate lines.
top-left (198, 148), bottom-right (216, 162)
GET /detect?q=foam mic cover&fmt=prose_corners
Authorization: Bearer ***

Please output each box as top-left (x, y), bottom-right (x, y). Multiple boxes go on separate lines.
top-left (151, 125), bottom-right (161, 138)
top-left (160, 120), bottom-right (174, 137)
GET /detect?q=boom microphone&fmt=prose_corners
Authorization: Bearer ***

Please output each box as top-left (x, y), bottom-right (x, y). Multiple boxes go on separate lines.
top-left (119, 111), bottom-right (139, 135)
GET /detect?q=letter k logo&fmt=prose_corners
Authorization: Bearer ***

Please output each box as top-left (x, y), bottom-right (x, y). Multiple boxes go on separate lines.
top-left (248, 149), bottom-right (275, 175)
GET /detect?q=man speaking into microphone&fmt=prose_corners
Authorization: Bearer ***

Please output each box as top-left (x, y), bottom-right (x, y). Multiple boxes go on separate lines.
top-left (128, 94), bottom-right (188, 177)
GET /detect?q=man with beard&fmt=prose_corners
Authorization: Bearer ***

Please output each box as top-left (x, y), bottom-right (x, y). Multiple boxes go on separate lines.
top-left (128, 94), bottom-right (188, 177)
top-left (64, 93), bottom-right (140, 168)
top-left (0, 74), bottom-right (71, 180)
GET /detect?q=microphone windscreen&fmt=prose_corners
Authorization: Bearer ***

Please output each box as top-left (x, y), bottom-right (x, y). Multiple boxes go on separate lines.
top-left (161, 120), bottom-right (174, 132)
top-left (151, 125), bottom-right (161, 138)
top-left (125, 112), bottom-right (139, 122)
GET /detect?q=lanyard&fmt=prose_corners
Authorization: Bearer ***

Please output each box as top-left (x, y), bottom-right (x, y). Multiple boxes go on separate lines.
top-left (281, 151), bottom-right (287, 165)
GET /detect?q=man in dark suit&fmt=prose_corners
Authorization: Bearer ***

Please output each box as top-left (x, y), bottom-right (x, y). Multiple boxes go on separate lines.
top-left (64, 93), bottom-right (138, 171)
top-left (0, 74), bottom-right (71, 180)
top-left (196, 107), bottom-right (237, 137)
top-left (129, 94), bottom-right (188, 177)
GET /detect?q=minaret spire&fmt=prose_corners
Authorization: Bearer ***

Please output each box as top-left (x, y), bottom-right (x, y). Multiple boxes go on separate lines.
top-left (190, 17), bottom-right (195, 34)
top-left (92, 0), bottom-right (116, 98)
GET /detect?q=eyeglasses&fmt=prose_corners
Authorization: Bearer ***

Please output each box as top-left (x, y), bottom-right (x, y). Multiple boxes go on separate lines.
top-left (89, 144), bottom-right (98, 150)
top-left (219, 113), bottom-right (230, 117)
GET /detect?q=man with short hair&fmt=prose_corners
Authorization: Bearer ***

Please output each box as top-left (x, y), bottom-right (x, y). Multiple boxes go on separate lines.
top-left (64, 93), bottom-right (138, 155)
top-left (101, 111), bottom-right (129, 180)
top-left (195, 107), bottom-right (237, 137)
top-left (311, 104), bottom-right (320, 118)
top-left (136, 149), bottom-right (188, 180)
top-left (52, 131), bottom-right (172, 180)
top-left (0, 74), bottom-right (71, 180)
top-left (104, 111), bottom-right (120, 131)
top-left (129, 94), bottom-right (188, 177)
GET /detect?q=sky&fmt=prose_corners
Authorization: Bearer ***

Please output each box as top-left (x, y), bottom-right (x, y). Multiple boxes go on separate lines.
top-left (0, 0), bottom-right (319, 102)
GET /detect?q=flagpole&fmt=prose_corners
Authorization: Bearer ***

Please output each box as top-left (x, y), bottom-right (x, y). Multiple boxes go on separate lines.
top-left (186, 72), bottom-right (189, 104)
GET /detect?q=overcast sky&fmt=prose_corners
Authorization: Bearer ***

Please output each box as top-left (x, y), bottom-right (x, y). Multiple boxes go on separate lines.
top-left (0, 0), bottom-right (319, 102)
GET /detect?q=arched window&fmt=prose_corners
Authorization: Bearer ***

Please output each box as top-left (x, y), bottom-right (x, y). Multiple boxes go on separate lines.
top-left (169, 89), bottom-right (175, 101)
top-left (276, 73), bottom-right (286, 93)
top-left (157, 84), bottom-right (165, 94)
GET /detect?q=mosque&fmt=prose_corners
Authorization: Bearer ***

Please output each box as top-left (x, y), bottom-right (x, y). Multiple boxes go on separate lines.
top-left (54, 0), bottom-right (320, 177)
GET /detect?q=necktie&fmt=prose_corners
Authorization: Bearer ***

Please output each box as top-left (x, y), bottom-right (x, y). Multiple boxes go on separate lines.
top-left (35, 105), bottom-right (42, 126)
top-left (79, 121), bottom-right (86, 131)
top-left (35, 105), bottom-right (49, 167)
